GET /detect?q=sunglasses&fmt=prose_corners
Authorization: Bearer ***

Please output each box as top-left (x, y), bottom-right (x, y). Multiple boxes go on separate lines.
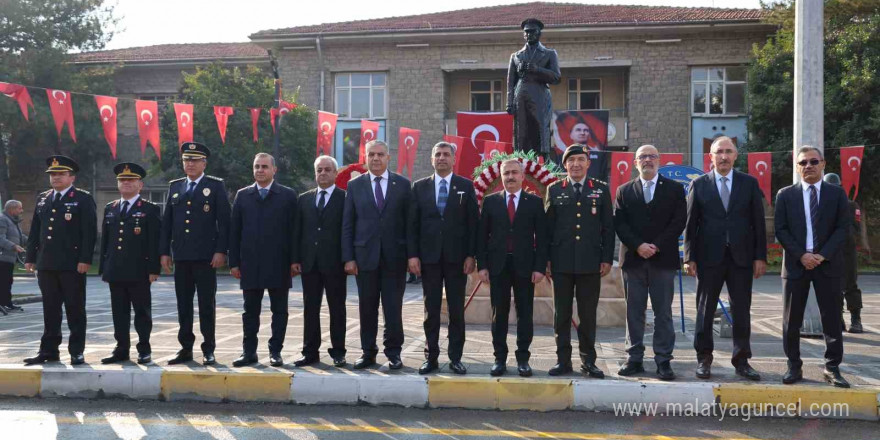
top-left (797, 158), bottom-right (822, 167)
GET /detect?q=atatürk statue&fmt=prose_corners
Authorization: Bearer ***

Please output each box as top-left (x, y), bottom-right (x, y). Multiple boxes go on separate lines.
top-left (506, 18), bottom-right (561, 156)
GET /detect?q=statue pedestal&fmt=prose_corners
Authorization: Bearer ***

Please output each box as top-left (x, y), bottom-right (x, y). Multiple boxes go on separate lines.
top-left (441, 266), bottom-right (626, 327)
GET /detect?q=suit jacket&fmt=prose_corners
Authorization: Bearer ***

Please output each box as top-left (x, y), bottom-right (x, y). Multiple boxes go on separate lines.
top-left (228, 182), bottom-right (298, 290)
top-left (341, 171), bottom-right (411, 271)
top-left (545, 177), bottom-right (615, 274)
top-left (294, 187), bottom-right (346, 275)
top-left (99, 197), bottom-right (161, 282)
top-left (614, 175), bottom-right (687, 270)
top-left (774, 181), bottom-right (850, 279)
top-left (477, 190), bottom-right (548, 278)
top-left (26, 186), bottom-right (97, 271)
top-left (160, 175), bottom-right (231, 262)
top-left (407, 174), bottom-right (478, 265)
top-left (684, 170), bottom-right (767, 268)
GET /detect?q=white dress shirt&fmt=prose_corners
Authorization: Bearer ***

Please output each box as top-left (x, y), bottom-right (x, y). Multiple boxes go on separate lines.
top-left (801, 180), bottom-right (822, 253)
top-left (434, 173), bottom-right (452, 206)
top-left (53, 185), bottom-right (73, 200)
top-left (255, 180), bottom-right (273, 191)
top-left (369, 169), bottom-right (390, 200)
top-left (118, 194), bottom-right (140, 214)
top-left (316, 184), bottom-right (335, 207)
top-left (186, 173), bottom-right (205, 188)
top-left (504, 189), bottom-right (522, 211)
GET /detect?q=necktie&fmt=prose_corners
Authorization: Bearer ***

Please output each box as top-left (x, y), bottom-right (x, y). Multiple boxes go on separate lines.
top-left (120, 200), bottom-right (130, 217)
top-left (574, 182), bottom-right (582, 198)
top-left (719, 176), bottom-right (730, 211)
top-left (507, 193), bottom-right (516, 252)
top-left (53, 192), bottom-right (61, 203)
top-left (644, 181), bottom-right (654, 203)
top-left (810, 185), bottom-right (820, 250)
top-left (259, 188), bottom-right (268, 200)
top-left (317, 190), bottom-right (327, 211)
top-left (437, 180), bottom-right (448, 214)
top-left (374, 176), bottom-right (385, 211)
top-left (186, 181), bottom-right (196, 197)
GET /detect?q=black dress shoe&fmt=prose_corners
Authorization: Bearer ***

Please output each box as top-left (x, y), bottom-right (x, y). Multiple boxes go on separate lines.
top-left (202, 353), bottom-right (216, 366)
top-left (418, 359), bottom-right (439, 375)
top-left (23, 353), bottom-right (59, 365)
top-left (333, 357), bottom-right (347, 367)
top-left (449, 361), bottom-right (467, 375)
top-left (695, 362), bottom-right (711, 379)
top-left (232, 354), bottom-right (258, 367)
top-left (490, 360), bottom-right (506, 377)
top-left (70, 353), bottom-right (85, 365)
top-left (548, 362), bottom-right (573, 376)
top-left (388, 356), bottom-right (403, 370)
top-left (581, 363), bottom-right (605, 379)
top-left (517, 362), bottom-right (532, 377)
top-left (735, 363), bottom-right (761, 381)
top-left (353, 355), bottom-right (376, 370)
top-left (168, 350), bottom-right (193, 365)
top-left (617, 361), bottom-right (645, 377)
top-left (137, 353), bottom-right (152, 364)
top-left (4, 304), bottom-right (23, 312)
top-left (101, 352), bottom-right (129, 364)
top-left (824, 367), bottom-right (850, 388)
top-left (269, 353), bottom-right (284, 367)
top-left (656, 362), bottom-right (675, 381)
top-left (849, 311), bottom-right (864, 333)
top-left (782, 367), bottom-right (803, 384)
top-left (293, 356), bottom-right (318, 367)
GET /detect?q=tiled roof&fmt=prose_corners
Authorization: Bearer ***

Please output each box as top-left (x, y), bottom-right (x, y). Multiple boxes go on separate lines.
top-left (252, 1), bottom-right (766, 37)
top-left (72, 43), bottom-right (267, 64)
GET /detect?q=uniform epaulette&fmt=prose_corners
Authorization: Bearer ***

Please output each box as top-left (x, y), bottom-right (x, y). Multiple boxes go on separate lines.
top-left (76, 188), bottom-right (91, 195)
top-left (40, 189), bottom-right (52, 196)
top-left (106, 200), bottom-right (118, 207)
top-left (590, 177), bottom-right (608, 186)
top-left (206, 175), bottom-right (223, 182)
top-left (169, 177), bottom-right (186, 184)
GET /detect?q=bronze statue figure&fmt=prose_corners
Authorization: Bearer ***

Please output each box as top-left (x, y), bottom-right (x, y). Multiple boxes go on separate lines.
top-left (506, 18), bottom-right (561, 156)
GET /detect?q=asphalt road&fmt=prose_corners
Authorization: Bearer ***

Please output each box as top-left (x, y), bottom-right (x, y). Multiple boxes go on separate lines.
top-left (1, 397), bottom-right (878, 440)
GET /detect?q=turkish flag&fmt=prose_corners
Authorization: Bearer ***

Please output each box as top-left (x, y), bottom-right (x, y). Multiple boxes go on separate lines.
top-left (280, 100), bottom-right (297, 112)
top-left (46, 89), bottom-right (76, 142)
top-left (0, 82), bottom-right (34, 121)
top-left (456, 112), bottom-right (513, 177)
top-left (249, 108), bottom-right (261, 142)
top-left (270, 108), bottom-right (280, 134)
top-left (359, 120), bottom-right (380, 163)
top-left (174, 103), bottom-right (194, 146)
top-left (396, 127), bottom-right (420, 179)
top-left (840, 146), bottom-right (864, 200)
top-left (213, 106), bottom-right (234, 144)
top-left (483, 140), bottom-right (512, 159)
top-left (660, 153), bottom-right (683, 166)
top-left (94, 95), bottom-right (118, 158)
top-left (609, 152), bottom-right (635, 199)
top-left (748, 152), bottom-right (772, 204)
top-left (135, 100), bottom-right (161, 158)
top-left (317, 111), bottom-right (338, 157)
top-left (703, 153), bottom-right (714, 173)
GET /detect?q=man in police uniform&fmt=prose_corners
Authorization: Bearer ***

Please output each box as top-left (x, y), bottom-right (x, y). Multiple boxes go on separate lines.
top-left (823, 173), bottom-right (864, 333)
top-left (99, 163), bottom-right (161, 365)
top-left (160, 142), bottom-right (231, 365)
top-left (23, 156), bottom-right (97, 365)
top-left (545, 145), bottom-right (614, 378)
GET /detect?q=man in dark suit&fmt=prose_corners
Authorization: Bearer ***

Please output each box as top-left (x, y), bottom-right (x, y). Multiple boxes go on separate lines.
top-left (775, 146), bottom-right (851, 388)
top-left (407, 141), bottom-right (478, 375)
top-left (614, 145), bottom-right (686, 381)
top-left (229, 153), bottom-right (298, 367)
top-left (160, 142), bottom-right (231, 366)
top-left (98, 163), bottom-right (161, 365)
top-left (23, 156), bottom-right (97, 366)
top-left (545, 145), bottom-right (614, 379)
top-left (822, 173), bottom-right (864, 334)
top-left (477, 159), bottom-right (548, 377)
top-left (342, 140), bottom-right (411, 370)
top-left (292, 155), bottom-right (348, 368)
top-left (684, 136), bottom-right (766, 381)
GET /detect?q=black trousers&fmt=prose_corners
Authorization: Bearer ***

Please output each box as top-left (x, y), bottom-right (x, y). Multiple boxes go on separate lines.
top-left (301, 270), bottom-right (347, 358)
top-left (553, 272), bottom-right (600, 364)
top-left (490, 255), bottom-right (534, 363)
top-left (356, 259), bottom-right (406, 359)
top-left (841, 239), bottom-right (862, 311)
top-left (421, 261), bottom-right (466, 362)
top-left (783, 270), bottom-right (844, 369)
top-left (242, 288), bottom-right (288, 355)
top-left (0, 261), bottom-right (13, 306)
top-left (37, 270), bottom-right (86, 356)
top-left (109, 281), bottom-right (152, 355)
top-left (174, 260), bottom-right (216, 354)
top-left (693, 248), bottom-right (753, 367)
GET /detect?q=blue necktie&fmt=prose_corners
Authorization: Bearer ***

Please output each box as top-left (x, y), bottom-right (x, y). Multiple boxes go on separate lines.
top-left (186, 181), bottom-right (196, 197)
top-left (259, 188), bottom-right (268, 199)
top-left (437, 180), bottom-right (448, 214)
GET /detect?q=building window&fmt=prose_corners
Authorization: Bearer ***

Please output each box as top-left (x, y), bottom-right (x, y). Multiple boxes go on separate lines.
top-left (470, 80), bottom-right (504, 111)
top-left (146, 190), bottom-right (168, 214)
top-left (137, 95), bottom-right (176, 109)
top-left (691, 67), bottom-right (746, 116)
top-left (568, 78), bottom-right (601, 110)
top-left (335, 73), bottom-right (386, 119)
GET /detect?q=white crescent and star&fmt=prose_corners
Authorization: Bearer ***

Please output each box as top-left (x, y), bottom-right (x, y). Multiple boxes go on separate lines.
top-left (51, 90), bottom-right (67, 105)
top-left (320, 121), bottom-right (332, 134)
top-left (140, 109), bottom-right (153, 126)
top-left (279, 108), bottom-right (290, 115)
top-left (363, 129), bottom-right (375, 141)
top-left (180, 112), bottom-right (191, 127)
top-left (617, 161), bottom-right (629, 173)
top-left (470, 124), bottom-right (500, 148)
top-left (99, 104), bottom-right (114, 122)
top-left (848, 156), bottom-right (862, 171)
top-left (404, 135), bottom-right (415, 148)
top-left (755, 160), bottom-right (768, 176)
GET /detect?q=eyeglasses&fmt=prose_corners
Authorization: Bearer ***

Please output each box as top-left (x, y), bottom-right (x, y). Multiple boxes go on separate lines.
top-left (797, 158), bottom-right (822, 167)
top-left (636, 154), bottom-right (659, 161)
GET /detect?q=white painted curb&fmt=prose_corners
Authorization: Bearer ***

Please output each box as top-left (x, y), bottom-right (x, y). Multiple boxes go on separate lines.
top-left (573, 379), bottom-right (716, 414)
top-left (291, 373), bottom-right (359, 404)
top-left (40, 368), bottom-right (162, 400)
top-left (358, 375), bottom-right (428, 407)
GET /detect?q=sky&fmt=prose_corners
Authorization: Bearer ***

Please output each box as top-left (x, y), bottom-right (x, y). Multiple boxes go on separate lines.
top-left (103, 0), bottom-right (765, 50)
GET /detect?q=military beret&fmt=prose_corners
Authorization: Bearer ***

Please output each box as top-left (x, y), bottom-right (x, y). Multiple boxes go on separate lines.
top-left (562, 144), bottom-right (589, 164)
top-left (113, 162), bottom-right (147, 180)
top-left (180, 141), bottom-right (211, 159)
top-left (45, 155), bottom-right (79, 173)
top-left (521, 18), bottom-right (544, 30)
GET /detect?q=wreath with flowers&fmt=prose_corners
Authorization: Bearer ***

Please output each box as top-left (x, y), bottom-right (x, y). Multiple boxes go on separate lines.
top-left (472, 150), bottom-right (564, 205)
top-left (334, 163), bottom-right (368, 190)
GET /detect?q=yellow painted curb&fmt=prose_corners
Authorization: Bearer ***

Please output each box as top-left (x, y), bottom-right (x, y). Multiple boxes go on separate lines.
top-left (429, 377), bottom-right (498, 409)
top-left (714, 384), bottom-right (880, 420)
top-left (0, 368), bottom-right (41, 397)
top-left (227, 372), bottom-right (291, 402)
top-left (160, 371), bottom-right (293, 402)
top-left (428, 377), bottom-right (572, 411)
top-left (161, 371), bottom-right (227, 401)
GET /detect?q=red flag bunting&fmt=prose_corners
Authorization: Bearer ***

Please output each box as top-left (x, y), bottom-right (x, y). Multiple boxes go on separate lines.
top-left (609, 152), bottom-right (635, 199)
top-left (94, 95), bottom-right (118, 158)
top-left (359, 120), bottom-right (380, 163)
top-left (213, 106), bottom-right (233, 144)
top-left (249, 108), bottom-right (261, 142)
top-left (396, 127), bottom-right (420, 179)
top-left (0, 82), bottom-right (34, 121)
top-left (442, 134), bottom-right (474, 179)
top-left (174, 103), bottom-right (194, 146)
top-left (317, 111), bottom-right (338, 157)
top-left (660, 153), bottom-right (683, 166)
top-left (270, 108), bottom-right (280, 134)
top-left (703, 153), bottom-right (714, 173)
top-left (748, 152), bottom-right (772, 204)
top-left (840, 146), bottom-right (864, 200)
top-left (45, 89), bottom-right (76, 142)
top-left (280, 100), bottom-right (297, 113)
top-left (135, 100), bottom-right (161, 159)
top-left (456, 112), bottom-right (513, 179)
top-left (483, 140), bottom-right (513, 160)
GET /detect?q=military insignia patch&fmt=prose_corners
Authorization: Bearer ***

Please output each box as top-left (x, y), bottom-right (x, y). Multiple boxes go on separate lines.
top-left (134, 227), bottom-right (142, 235)
top-left (202, 188), bottom-right (211, 197)
top-left (172, 193), bottom-right (179, 198)
top-left (203, 204), bottom-right (210, 213)
top-left (64, 213), bottom-right (72, 221)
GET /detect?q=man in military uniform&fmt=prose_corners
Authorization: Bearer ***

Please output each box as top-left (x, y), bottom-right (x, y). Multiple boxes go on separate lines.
top-left (823, 173), bottom-right (864, 333)
top-left (99, 163), bottom-right (161, 365)
top-left (23, 156), bottom-right (97, 365)
top-left (545, 145), bottom-right (614, 378)
top-left (160, 142), bottom-right (231, 365)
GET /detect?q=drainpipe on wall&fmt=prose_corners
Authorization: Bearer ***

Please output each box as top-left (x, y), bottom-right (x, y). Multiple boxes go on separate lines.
top-left (316, 36), bottom-right (325, 111)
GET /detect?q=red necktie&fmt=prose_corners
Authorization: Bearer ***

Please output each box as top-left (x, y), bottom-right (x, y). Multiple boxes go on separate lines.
top-left (507, 193), bottom-right (515, 252)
